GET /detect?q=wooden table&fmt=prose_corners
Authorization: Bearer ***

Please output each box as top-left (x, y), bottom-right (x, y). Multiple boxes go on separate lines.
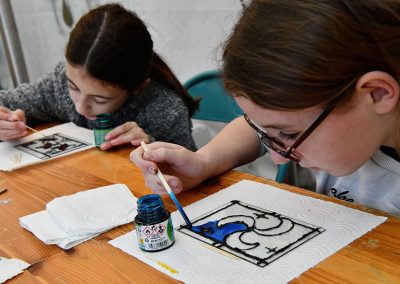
top-left (1, 143), bottom-right (399, 283)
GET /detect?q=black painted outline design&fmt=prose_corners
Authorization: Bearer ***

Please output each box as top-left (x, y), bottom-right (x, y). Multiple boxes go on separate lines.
top-left (15, 133), bottom-right (90, 160)
top-left (178, 200), bottom-right (325, 267)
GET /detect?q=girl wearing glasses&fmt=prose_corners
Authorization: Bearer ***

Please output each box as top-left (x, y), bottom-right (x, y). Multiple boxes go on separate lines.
top-left (0, 4), bottom-right (197, 151)
top-left (131, 0), bottom-right (400, 214)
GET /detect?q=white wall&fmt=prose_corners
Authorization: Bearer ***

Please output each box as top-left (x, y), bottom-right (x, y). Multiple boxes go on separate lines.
top-left (11, 0), bottom-right (98, 82)
top-left (121, 0), bottom-right (243, 82)
top-left (0, 36), bottom-right (12, 89)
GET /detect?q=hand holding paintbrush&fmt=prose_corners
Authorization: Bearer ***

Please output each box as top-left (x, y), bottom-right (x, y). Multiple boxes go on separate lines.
top-left (141, 141), bottom-right (192, 228)
top-left (0, 107), bottom-right (46, 140)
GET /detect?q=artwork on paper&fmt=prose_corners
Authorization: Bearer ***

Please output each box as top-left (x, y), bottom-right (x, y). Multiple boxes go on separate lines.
top-left (178, 200), bottom-right (325, 267)
top-left (15, 133), bottom-right (90, 160)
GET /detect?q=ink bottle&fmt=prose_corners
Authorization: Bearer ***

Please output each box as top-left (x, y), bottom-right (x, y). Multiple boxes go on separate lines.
top-left (134, 194), bottom-right (175, 252)
top-left (94, 114), bottom-right (114, 147)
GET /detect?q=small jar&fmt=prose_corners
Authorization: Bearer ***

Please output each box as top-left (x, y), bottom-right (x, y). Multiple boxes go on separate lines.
top-left (134, 194), bottom-right (175, 252)
top-left (94, 114), bottom-right (114, 147)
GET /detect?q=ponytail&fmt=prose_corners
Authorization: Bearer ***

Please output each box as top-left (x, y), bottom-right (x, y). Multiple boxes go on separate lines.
top-left (150, 53), bottom-right (199, 116)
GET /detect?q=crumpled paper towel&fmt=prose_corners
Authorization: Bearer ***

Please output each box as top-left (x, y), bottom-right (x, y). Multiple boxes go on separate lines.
top-left (20, 184), bottom-right (137, 249)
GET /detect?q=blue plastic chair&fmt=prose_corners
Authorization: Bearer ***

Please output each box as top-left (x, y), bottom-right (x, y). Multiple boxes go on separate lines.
top-left (275, 163), bottom-right (290, 183)
top-left (184, 70), bottom-right (243, 122)
top-left (184, 70), bottom-right (289, 182)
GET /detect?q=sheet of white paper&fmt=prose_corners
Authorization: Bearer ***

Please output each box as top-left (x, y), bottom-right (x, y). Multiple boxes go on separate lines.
top-left (0, 122), bottom-right (94, 171)
top-left (0, 257), bottom-right (30, 283)
top-left (109, 180), bottom-right (387, 284)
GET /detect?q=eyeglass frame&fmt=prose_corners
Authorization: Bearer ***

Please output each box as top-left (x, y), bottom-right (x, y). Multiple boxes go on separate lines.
top-left (244, 104), bottom-right (335, 162)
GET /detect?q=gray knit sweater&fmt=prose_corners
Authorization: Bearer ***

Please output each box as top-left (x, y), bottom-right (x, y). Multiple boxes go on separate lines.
top-left (0, 62), bottom-right (196, 150)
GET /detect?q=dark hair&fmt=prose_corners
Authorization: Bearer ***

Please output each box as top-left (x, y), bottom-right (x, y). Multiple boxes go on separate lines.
top-left (66, 3), bottom-right (198, 115)
top-left (223, 0), bottom-right (400, 110)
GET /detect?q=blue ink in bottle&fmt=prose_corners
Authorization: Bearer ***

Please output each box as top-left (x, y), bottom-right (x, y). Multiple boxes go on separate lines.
top-left (134, 194), bottom-right (175, 252)
top-left (94, 113), bottom-right (114, 147)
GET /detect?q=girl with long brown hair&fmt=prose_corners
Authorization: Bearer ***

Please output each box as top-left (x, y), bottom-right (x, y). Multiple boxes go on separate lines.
top-left (132, 0), bottom-right (400, 214)
top-left (0, 3), bottom-right (198, 151)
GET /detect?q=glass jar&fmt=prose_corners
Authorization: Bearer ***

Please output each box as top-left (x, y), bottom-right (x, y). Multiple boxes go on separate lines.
top-left (94, 114), bottom-right (114, 147)
top-left (134, 194), bottom-right (175, 252)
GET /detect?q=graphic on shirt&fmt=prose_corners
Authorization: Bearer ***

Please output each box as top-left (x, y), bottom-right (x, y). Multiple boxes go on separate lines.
top-left (15, 133), bottom-right (89, 160)
top-left (330, 188), bottom-right (354, 202)
top-left (178, 200), bottom-right (325, 267)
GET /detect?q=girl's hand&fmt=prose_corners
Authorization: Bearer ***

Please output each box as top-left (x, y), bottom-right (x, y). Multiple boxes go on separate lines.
top-left (100, 121), bottom-right (150, 150)
top-left (130, 142), bottom-right (207, 194)
top-left (0, 107), bottom-right (27, 141)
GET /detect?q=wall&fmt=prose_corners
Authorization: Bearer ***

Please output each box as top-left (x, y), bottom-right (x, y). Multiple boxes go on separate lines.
top-left (0, 35), bottom-right (12, 88)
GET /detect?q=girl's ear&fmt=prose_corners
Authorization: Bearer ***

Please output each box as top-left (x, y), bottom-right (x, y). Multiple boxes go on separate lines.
top-left (355, 71), bottom-right (399, 114)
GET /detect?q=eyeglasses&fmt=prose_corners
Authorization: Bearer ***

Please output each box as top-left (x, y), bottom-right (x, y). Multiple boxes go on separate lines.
top-left (244, 105), bottom-right (335, 163)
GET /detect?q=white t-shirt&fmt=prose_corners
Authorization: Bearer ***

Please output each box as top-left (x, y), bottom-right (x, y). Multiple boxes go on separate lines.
top-left (314, 149), bottom-right (400, 215)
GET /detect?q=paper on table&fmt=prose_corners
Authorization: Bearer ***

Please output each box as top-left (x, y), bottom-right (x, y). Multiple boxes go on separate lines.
top-left (0, 257), bottom-right (30, 283)
top-left (109, 180), bottom-right (387, 284)
top-left (0, 122), bottom-right (94, 171)
top-left (20, 184), bottom-right (137, 250)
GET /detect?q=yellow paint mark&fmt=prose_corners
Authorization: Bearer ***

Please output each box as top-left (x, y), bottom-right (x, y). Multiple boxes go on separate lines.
top-left (143, 254), bottom-right (178, 274)
top-left (362, 239), bottom-right (380, 248)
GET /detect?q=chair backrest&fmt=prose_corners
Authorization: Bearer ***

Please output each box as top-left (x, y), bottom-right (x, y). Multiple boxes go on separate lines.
top-left (184, 70), bottom-right (243, 122)
top-left (275, 162), bottom-right (290, 183)
top-left (184, 70), bottom-right (289, 183)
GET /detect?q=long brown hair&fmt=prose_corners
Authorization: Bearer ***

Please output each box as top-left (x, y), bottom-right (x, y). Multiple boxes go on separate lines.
top-left (223, 0), bottom-right (400, 110)
top-left (66, 3), bottom-right (198, 115)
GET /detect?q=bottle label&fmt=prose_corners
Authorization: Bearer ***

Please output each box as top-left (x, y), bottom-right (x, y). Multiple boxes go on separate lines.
top-left (136, 217), bottom-right (175, 251)
top-left (94, 129), bottom-right (112, 146)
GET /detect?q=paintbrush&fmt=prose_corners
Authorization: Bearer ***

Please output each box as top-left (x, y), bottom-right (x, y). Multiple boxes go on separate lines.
top-left (141, 141), bottom-right (192, 228)
top-left (24, 124), bottom-right (47, 138)
top-left (10, 118), bottom-right (47, 138)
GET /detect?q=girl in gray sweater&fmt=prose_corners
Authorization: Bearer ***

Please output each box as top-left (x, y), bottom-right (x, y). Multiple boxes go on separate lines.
top-left (0, 3), bottom-right (198, 151)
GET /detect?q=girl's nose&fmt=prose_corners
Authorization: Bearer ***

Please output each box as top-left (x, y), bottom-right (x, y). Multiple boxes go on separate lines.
top-left (74, 97), bottom-right (90, 114)
top-left (270, 149), bottom-right (291, 165)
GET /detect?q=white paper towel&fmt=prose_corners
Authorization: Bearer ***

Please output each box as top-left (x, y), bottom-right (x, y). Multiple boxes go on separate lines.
top-left (109, 180), bottom-right (387, 284)
top-left (20, 184), bottom-right (137, 250)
